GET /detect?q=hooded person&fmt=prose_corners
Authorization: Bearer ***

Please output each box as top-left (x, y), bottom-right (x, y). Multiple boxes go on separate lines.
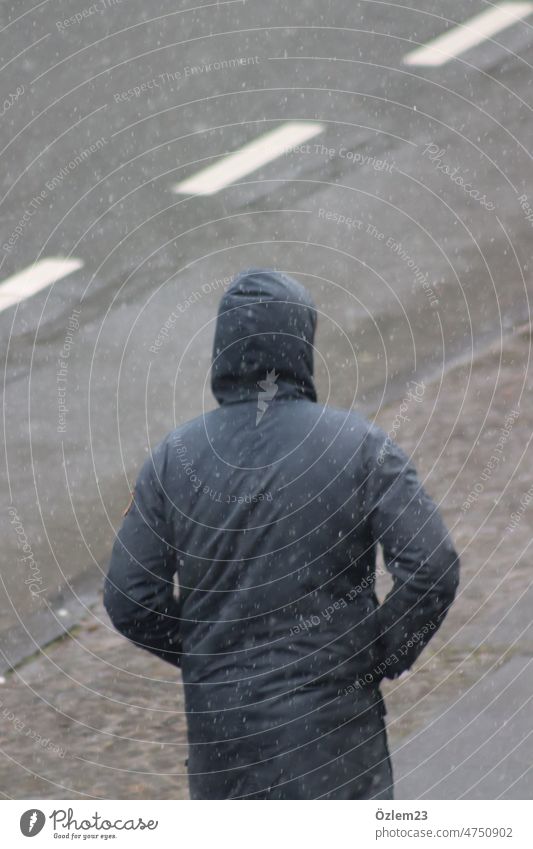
top-left (104, 268), bottom-right (459, 799)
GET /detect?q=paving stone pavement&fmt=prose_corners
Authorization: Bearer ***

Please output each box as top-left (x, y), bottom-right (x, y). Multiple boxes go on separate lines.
top-left (0, 328), bottom-right (531, 799)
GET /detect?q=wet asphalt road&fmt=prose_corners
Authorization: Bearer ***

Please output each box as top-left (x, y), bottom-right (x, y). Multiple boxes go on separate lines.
top-left (0, 0), bottom-right (533, 793)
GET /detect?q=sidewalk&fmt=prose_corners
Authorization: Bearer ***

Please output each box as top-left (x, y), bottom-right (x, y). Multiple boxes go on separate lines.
top-left (0, 327), bottom-right (531, 799)
top-left (384, 327), bottom-right (533, 799)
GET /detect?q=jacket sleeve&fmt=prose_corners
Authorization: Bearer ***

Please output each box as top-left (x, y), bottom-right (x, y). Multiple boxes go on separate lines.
top-left (104, 440), bottom-right (182, 667)
top-left (364, 429), bottom-right (460, 679)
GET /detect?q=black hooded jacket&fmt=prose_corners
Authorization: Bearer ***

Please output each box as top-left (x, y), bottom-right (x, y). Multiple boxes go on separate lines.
top-left (104, 268), bottom-right (459, 799)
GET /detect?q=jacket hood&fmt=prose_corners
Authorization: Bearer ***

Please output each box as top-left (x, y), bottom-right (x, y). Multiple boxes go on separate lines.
top-left (211, 268), bottom-right (317, 406)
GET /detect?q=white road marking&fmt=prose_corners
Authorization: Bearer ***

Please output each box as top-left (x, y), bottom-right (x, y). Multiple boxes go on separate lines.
top-left (172, 121), bottom-right (326, 195)
top-left (0, 257), bottom-right (83, 313)
top-left (403, 2), bottom-right (533, 66)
